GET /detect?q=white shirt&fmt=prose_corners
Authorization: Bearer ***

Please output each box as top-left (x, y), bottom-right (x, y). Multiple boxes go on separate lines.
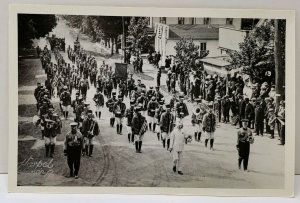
top-left (170, 128), bottom-right (188, 152)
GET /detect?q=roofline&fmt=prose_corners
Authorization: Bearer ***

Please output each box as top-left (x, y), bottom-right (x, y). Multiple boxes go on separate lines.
top-left (168, 37), bottom-right (219, 40)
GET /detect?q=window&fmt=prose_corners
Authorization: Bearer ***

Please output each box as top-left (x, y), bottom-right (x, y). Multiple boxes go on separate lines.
top-left (203, 18), bottom-right (210, 25)
top-left (200, 42), bottom-right (207, 51)
top-left (226, 18), bottom-right (233, 25)
top-left (178, 17), bottom-right (185, 24)
top-left (191, 18), bottom-right (195, 25)
top-left (159, 17), bottom-right (166, 24)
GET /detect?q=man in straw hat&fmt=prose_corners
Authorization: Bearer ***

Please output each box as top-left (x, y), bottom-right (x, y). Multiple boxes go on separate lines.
top-left (169, 121), bottom-right (192, 175)
top-left (64, 122), bottom-right (83, 179)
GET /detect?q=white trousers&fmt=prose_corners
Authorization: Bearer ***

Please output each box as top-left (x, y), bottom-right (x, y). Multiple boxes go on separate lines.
top-left (172, 151), bottom-right (183, 171)
top-left (45, 136), bottom-right (56, 145)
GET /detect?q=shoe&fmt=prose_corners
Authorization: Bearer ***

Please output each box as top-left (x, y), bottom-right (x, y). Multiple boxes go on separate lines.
top-left (173, 165), bottom-right (176, 173)
top-left (178, 171), bottom-right (183, 175)
top-left (74, 175), bottom-right (79, 179)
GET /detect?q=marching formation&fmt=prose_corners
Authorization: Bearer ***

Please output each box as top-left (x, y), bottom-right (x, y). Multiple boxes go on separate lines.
top-left (32, 35), bottom-right (285, 180)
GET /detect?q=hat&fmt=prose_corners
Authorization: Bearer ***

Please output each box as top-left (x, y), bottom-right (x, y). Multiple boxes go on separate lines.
top-left (112, 92), bottom-right (117, 95)
top-left (268, 108), bottom-right (274, 112)
top-left (87, 110), bottom-right (93, 114)
top-left (150, 86), bottom-right (154, 89)
top-left (52, 113), bottom-right (59, 117)
top-left (118, 95), bottom-right (123, 99)
top-left (78, 96), bottom-right (83, 100)
top-left (70, 122), bottom-right (78, 127)
top-left (151, 96), bottom-right (156, 100)
top-left (137, 79), bottom-right (141, 82)
top-left (241, 119), bottom-right (249, 122)
top-left (194, 97), bottom-right (201, 102)
top-left (63, 86), bottom-right (68, 90)
top-left (84, 102), bottom-right (90, 106)
top-left (134, 106), bottom-right (142, 112)
top-left (165, 104), bottom-right (170, 109)
top-left (155, 86), bottom-right (160, 89)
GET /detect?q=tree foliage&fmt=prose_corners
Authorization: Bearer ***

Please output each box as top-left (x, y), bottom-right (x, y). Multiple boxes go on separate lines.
top-left (18, 14), bottom-right (57, 48)
top-left (127, 17), bottom-right (153, 54)
top-left (174, 38), bottom-right (209, 72)
top-left (227, 20), bottom-right (275, 84)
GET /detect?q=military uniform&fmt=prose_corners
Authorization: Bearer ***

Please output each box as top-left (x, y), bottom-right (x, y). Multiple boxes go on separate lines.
top-left (81, 111), bottom-right (100, 157)
top-left (147, 97), bottom-right (159, 132)
top-left (160, 105), bottom-right (175, 150)
top-left (175, 98), bottom-right (189, 122)
top-left (64, 123), bottom-right (83, 178)
top-left (113, 96), bottom-right (127, 135)
top-left (125, 101), bottom-right (135, 143)
top-left (60, 87), bottom-right (72, 119)
top-left (93, 90), bottom-right (105, 119)
top-left (202, 110), bottom-right (217, 150)
top-left (106, 93), bottom-right (117, 127)
top-left (131, 107), bottom-right (147, 153)
top-left (154, 100), bottom-right (165, 141)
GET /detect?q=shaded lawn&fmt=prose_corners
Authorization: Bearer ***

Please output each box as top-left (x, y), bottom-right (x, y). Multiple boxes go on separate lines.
top-left (18, 58), bottom-right (45, 87)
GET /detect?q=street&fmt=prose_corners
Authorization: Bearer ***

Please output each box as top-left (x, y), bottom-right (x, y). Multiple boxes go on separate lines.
top-left (17, 19), bottom-right (284, 188)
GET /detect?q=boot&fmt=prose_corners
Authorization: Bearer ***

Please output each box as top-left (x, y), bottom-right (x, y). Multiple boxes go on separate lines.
top-left (153, 123), bottom-right (156, 132)
top-left (157, 133), bottom-right (160, 141)
top-left (138, 141), bottom-right (142, 153)
top-left (89, 145), bottom-right (94, 157)
top-left (99, 111), bottom-right (101, 119)
top-left (63, 111), bottom-right (65, 118)
top-left (131, 134), bottom-right (135, 143)
top-left (210, 139), bottom-right (214, 150)
top-left (194, 132), bottom-right (197, 141)
top-left (149, 123), bottom-right (152, 132)
top-left (112, 118), bottom-right (115, 127)
top-left (128, 134), bottom-right (131, 143)
top-left (50, 144), bottom-right (55, 158)
top-left (41, 130), bottom-right (45, 140)
top-left (45, 145), bottom-right (49, 157)
top-left (205, 139), bottom-right (208, 148)
top-left (162, 139), bottom-right (166, 148)
top-left (110, 118), bottom-right (113, 127)
top-left (66, 111), bottom-right (69, 119)
top-left (95, 112), bottom-right (98, 117)
top-left (116, 124), bottom-right (120, 134)
top-left (197, 132), bottom-right (202, 142)
top-left (119, 125), bottom-right (123, 135)
top-left (135, 142), bottom-right (139, 153)
top-left (85, 147), bottom-right (89, 156)
top-left (167, 139), bottom-right (170, 150)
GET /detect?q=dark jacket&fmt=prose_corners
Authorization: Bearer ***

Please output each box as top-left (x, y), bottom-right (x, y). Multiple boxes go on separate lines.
top-left (160, 112), bottom-right (175, 133)
top-left (131, 114), bottom-right (146, 135)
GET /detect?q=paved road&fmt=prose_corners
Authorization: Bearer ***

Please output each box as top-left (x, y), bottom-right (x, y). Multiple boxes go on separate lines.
top-left (17, 19), bottom-right (284, 188)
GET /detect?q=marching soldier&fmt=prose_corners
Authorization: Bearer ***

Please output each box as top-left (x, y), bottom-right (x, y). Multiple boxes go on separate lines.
top-left (175, 94), bottom-right (189, 122)
top-left (136, 92), bottom-right (148, 116)
top-left (74, 97), bottom-right (84, 126)
top-left (113, 95), bottom-right (127, 135)
top-left (82, 110), bottom-right (100, 157)
top-left (160, 104), bottom-right (175, 150)
top-left (125, 100), bottom-right (136, 143)
top-left (131, 106), bottom-right (147, 153)
top-left (106, 92), bottom-right (117, 127)
top-left (202, 106), bottom-right (217, 150)
top-left (191, 105), bottom-right (206, 142)
top-left (154, 86), bottom-right (164, 102)
top-left (147, 96), bottom-right (159, 132)
top-left (60, 86), bottom-right (72, 119)
top-left (64, 122), bottom-right (83, 179)
top-left (236, 119), bottom-right (254, 172)
top-left (154, 99), bottom-right (165, 141)
top-left (93, 88), bottom-right (105, 119)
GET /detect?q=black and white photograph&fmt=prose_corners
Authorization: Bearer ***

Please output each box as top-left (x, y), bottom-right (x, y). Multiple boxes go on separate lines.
top-left (9, 5), bottom-right (295, 196)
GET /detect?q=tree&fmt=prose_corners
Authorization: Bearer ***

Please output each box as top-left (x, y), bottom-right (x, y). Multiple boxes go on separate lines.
top-left (18, 14), bottom-right (57, 48)
top-left (174, 38), bottom-right (209, 72)
top-left (274, 19), bottom-right (286, 106)
top-left (127, 17), bottom-right (153, 55)
top-left (227, 20), bottom-right (275, 84)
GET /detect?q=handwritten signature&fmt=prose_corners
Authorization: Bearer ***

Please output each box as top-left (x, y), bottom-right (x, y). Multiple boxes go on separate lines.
top-left (18, 156), bottom-right (54, 177)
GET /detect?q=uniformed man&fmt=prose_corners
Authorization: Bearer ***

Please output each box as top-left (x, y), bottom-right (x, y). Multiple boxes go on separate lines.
top-left (191, 106), bottom-right (206, 142)
top-left (113, 95), bottom-right (127, 135)
top-left (82, 110), bottom-right (100, 157)
top-left (147, 96), bottom-right (159, 132)
top-left (160, 104), bottom-right (175, 150)
top-left (131, 106), bottom-right (147, 153)
top-left (202, 105), bottom-right (217, 150)
top-left (125, 99), bottom-right (136, 143)
top-left (154, 86), bottom-right (164, 102)
top-left (63, 122), bottom-right (83, 179)
top-left (154, 99), bottom-right (165, 141)
top-left (175, 94), bottom-right (189, 122)
top-left (236, 119), bottom-right (254, 172)
top-left (136, 92), bottom-right (148, 116)
top-left (60, 86), bottom-right (72, 119)
top-left (169, 121), bottom-right (192, 175)
top-left (93, 88), bottom-right (105, 119)
top-left (106, 92), bottom-right (117, 127)
top-left (74, 97), bottom-right (84, 126)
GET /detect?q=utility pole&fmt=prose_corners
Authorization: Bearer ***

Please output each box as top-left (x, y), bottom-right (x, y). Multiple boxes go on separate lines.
top-left (274, 19), bottom-right (286, 107)
top-left (122, 16), bottom-right (126, 63)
